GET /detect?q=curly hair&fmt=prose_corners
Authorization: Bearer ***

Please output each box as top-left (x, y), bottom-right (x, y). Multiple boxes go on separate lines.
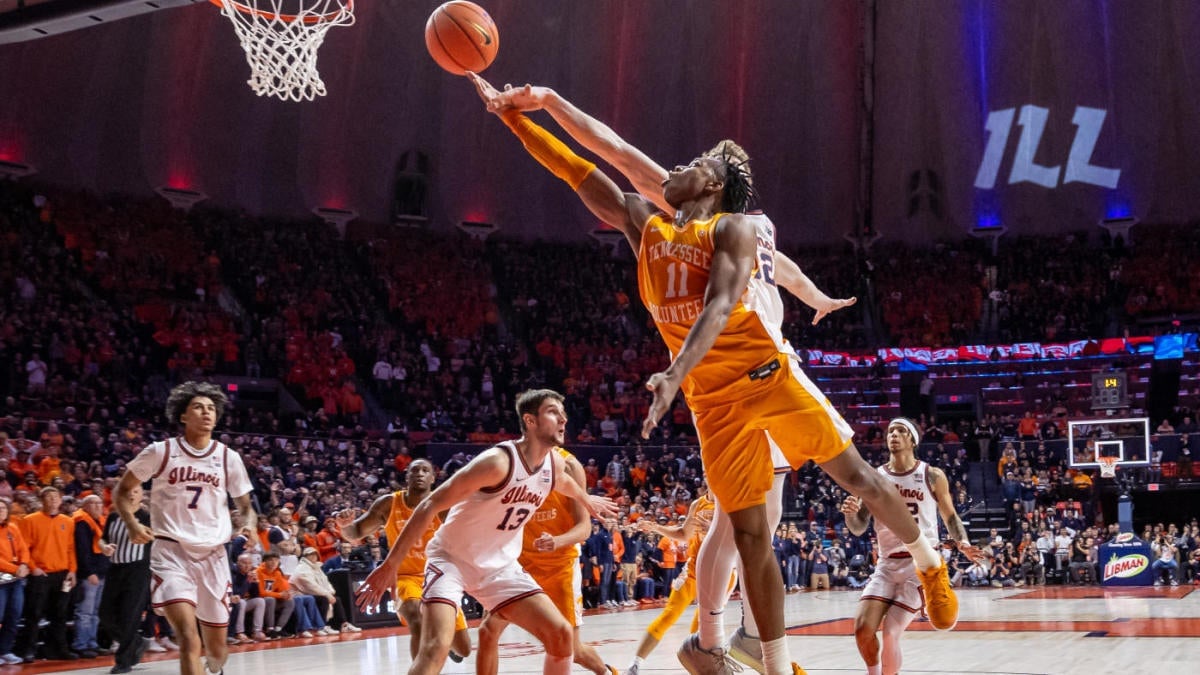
top-left (515, 389), bottom-right (564, 431)
top-left (705, 139), bottom-right (757, 214)
top-left (164, 381), bottom-right (229, 428)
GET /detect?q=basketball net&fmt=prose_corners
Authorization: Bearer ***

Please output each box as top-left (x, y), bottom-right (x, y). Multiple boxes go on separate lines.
top-left (214, 0), bottom-right (355, 102)
top-left (1098, 457), bottom-right (1118, 478)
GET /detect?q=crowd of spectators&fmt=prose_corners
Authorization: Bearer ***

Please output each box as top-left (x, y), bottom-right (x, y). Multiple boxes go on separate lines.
top-left (3, 180), bottom-right (1200, 661)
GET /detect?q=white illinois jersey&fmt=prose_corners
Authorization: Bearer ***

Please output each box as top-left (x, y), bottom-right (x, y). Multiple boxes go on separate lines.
top-left (127, 437), bottom-right (253, 556)
top-left (742, 213), bottom-right (793, 358)
top-left (426, 441), bottom-right (555, 577)
top-left (875, 461), bottom-right (939, 558)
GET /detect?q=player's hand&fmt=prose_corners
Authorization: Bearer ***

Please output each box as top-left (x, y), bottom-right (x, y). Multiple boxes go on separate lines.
top-left (333, 508), bottom-right (357, 530)
top-left (467, 72), bottom-right (505, 111)
top-left (355, 561), bottom-right (398, 612)
top-left (956, 540), bottom-right (991, 564)
top-left (839, 495), bottom-right (862, 517)
top-left (127, 521), bottom-right (155, 545)
top-left (101, 543), bottom-right (117, 557)
top-left (641, 371), bottom-right (682, 439)
top-left (491, 83), bottom-right (548, 112)
top-left (636, 519), bottom-right (655, 533)
top-left (585, 495), bottom-right (620, 521)
top-left (812, 296), bottom-right (857, 325)
top-left (534, 532), bottom-right (556, 552)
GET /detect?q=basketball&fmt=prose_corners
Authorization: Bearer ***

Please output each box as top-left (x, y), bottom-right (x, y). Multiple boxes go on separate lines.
top-left (425, 1), bottom-right (499, 76)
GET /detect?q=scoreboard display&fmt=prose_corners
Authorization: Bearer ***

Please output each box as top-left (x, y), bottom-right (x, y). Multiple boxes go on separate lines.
top-left (1091, 371), bottom-right (1129, 410)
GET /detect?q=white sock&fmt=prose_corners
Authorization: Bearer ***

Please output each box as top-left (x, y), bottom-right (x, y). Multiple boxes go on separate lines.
top-left (903, 535), bottom-right (942, 572)
top-left (631, 656), bottom-right (645, 669)
top-left (699, 608), bottom-right (725, 651)
top-left (761, 636), bottom-right (792, 675)
top-left (867, 664), bottom-right (882, 675)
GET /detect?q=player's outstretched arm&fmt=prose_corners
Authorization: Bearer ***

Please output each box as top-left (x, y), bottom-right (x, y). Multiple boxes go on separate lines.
top-left (639, 497), bottom-right (703, 543)
top-left (929, 467), bottom-right (987, 562)
top-left (469, 73), bottom-right (652, 250)
top-left (539, 455), bottom-right (595, 552)
top-left (233, 493), bottom-right (257, 536)
top-left (336, 494), bottom-right (392, 544)
top-left (641, 214), bottom-right (757, 438)
top-left (474, 79), bottom-right (673, 214)
top-left (774, 252), bottom-right (857, 325)
top-left (551, 451), bottom-right (618, 521)
top-left (355, 448), bottom-right (509, 610)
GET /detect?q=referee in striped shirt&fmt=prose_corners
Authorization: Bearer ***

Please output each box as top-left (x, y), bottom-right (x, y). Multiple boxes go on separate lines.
top-left (99, 483), bottom-right (151, 674)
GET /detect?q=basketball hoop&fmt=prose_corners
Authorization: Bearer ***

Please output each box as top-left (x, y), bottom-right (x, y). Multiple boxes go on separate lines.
top-left (211, 0), bottom-right (355, 102)
top-left (1098, 457), bottom-right (1119, 478)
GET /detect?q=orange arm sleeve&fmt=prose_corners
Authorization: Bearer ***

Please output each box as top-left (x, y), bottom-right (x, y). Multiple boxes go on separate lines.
top-left (500, 110), bottom-right (596, 190)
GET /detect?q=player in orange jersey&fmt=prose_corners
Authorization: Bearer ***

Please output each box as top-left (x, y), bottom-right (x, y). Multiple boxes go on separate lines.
top-left (472, 74), bottom-right (959, 675)
top-left (475, 447), bottom-right (617, 675)
top-left (335, 459), bottom-right (472, 662)
top-left (623, 488), bottom-right (731, 675)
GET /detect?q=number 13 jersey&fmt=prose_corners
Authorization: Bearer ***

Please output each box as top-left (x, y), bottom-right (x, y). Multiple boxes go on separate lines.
top-left (427, 441), bottom-right (556, 576)
top-left (637, 212), bottom-right (793, 411)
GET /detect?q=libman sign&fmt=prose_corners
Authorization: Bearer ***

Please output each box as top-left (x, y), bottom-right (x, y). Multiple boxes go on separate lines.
top-left (1098, 534), bottom-right (1154, 586)
top-left (1103, 553), bottom-right (1149, 580)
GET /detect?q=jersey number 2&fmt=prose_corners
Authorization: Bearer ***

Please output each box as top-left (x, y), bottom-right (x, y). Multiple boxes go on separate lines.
top-left (497, 506), bottom-right (531, 531)
top-left (185, 486), bottom-right (203, 509)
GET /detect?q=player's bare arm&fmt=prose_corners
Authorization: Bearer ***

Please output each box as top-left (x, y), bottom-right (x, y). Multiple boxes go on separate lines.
top-left (551, 450), bottom-right (618, 521)
top-left (337, 493), bottom-right (393, 544)
top-left (469, 72), bottom-right (653, 251)
top-left (355, 448), bottom-right (510, 610)
top-left (773, 252), bottom-right (858, 325)
top-left (474, 78), bottom-right (673, 214)
top-left (640, 213), bottom-right (757, 438)
top-left (233, 492), bottom-right (257, 535)
top-left (115, 469), bottom-right (154, 545)
top-left (549, 455), bottom-right (596, 551)
top-left (929, 467), bottom-right (986, 562)
top-left (639, 497), bottom-right (702, 543)
top-left (840, 495), bottom-right (872, 537)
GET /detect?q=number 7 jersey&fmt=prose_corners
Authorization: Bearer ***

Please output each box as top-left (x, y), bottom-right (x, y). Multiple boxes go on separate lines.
top-left (426, 441), bottom-right (556, 576)
top-left (637, 211), bottom-right (793, 410)
top-left (127, 437), bottom-right (254, 556)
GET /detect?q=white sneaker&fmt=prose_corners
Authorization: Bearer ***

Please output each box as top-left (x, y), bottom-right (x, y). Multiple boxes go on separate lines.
top-left (159, 637), bottom-right (180, 651)
top-left (677, 634), bottom-right (742, 675)
top-left (145, 638), bottom-right (167, 653)
top-left (728, 627), bottom-right (765, 674)
top-left (341, 623), bottom-right (362, 633)
top-left (0, 654), bottom-right (23, 665)
top-left (298, 631), bottom-right (314, 638)
top-left (319, 626), bottom-right (338, 636)
top-left (623, 665), bottom-right (640, 675)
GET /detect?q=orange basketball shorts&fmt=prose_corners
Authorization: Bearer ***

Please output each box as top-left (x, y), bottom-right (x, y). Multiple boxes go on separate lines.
top-left (693, 356), bottom-right (853, 512)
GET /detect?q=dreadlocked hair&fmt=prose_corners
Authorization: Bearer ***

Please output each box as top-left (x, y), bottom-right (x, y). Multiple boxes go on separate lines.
top-left (705, 140), bottom-right (757, 214)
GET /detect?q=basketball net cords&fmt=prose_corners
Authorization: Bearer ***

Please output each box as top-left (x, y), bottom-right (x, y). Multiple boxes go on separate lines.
top-left (217, 0), bottom-right (355, 102)
top-left (1098, 458), bottom-right (1117, 477)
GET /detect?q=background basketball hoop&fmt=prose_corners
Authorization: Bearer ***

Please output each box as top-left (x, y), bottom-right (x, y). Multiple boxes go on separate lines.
top-left (1098, 456), bottom-right (1119, 479)
top-left (212, 0), bottom-right (355, 102)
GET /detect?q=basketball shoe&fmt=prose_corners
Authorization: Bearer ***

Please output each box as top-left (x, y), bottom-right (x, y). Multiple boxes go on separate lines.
top-left (917, 561), bottom-right (958, 630)
top-left (727, 627), bottom-right (764, 673)
top-left (677, 634), bottom-right (742, 674)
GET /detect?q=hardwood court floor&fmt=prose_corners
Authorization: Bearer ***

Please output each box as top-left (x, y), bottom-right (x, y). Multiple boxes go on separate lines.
top-left (21, 584), bottom-right (1200, 675)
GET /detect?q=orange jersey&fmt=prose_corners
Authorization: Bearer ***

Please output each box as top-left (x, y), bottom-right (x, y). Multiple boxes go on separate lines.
top-left (519, 448), bottom-right (580, 570)
top-left (384, 489), bottom-right (441, 578)
top-left (684, 495), bottom-right (715, 579)
top-left (637, 212), bottom-right (790, 410)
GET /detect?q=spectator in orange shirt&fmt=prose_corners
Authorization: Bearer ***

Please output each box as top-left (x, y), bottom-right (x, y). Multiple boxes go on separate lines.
top-left (15, 487), bottom-right (77, 661)
top-left (0, 498), bottom-right (32, 664)
top-left (1018, 411), bottom-right (1040, 440)
top-left (657, 528), bottom-right (679, 590)
top-left (255, 553), bottom-right (297, 638)
top-left (315, 519), bottom-right (341, 562)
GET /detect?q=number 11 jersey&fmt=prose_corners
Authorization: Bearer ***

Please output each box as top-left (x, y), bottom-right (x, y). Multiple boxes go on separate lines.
top-left (426, 441), bottom-right (555, 576)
